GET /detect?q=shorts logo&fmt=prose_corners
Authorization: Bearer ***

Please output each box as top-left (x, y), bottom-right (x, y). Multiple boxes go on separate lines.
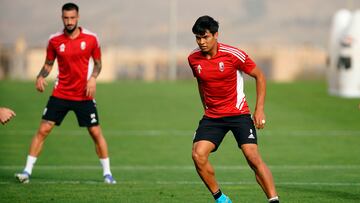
top-left (80, 41), bottom-right (86, 50)
top-left (43, 108), bottom-right (48, 116)
top-left (197, 64), bottom-right (202, 74)
top-left (248, 129), bottom-right (255, 139)
top-left (90, 113), bottom-right (97, 124)
top-left (60, 43), bottom-right (65, 52)
top-left (219, 62), bottom-right (225, 72)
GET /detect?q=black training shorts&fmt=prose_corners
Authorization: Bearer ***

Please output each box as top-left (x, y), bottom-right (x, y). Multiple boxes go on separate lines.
top-left (193, 114), bottom-right (257, 152)
top-left (42, 96), bottom-right (100, 127)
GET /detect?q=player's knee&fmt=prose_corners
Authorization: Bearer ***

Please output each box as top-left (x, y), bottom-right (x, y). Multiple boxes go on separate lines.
top-left (88, 126), bottom-right (102, 136)
top-left (192, 149), bottom-right (208, 165)
top-left (37, 124), bottom-right (53, 138)
top-left (38, 130), bottom-right (50, 138)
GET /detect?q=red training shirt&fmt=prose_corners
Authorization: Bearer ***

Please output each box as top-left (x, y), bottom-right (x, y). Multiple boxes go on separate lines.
top-left (188, 43), bottom-right (256, 118)
top-left (46, 27), bottom-right (101, 101)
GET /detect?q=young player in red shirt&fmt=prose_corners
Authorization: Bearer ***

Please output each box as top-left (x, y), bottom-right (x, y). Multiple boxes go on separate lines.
top-left (15, 2), bottom-right (116, 184)
top-left (188, 16), bottom-right (279, 203)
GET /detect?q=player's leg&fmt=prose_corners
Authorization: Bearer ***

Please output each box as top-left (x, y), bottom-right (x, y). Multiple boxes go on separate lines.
top-left (74, 99), bottom-right (115, 184)
top-left (192, 140), bottom-right (218, 192)
top-left (241, 144), bottom-right (279, 202)
top-left (15, 96), bottom-right (67, 183)
top-left (15, 120), bottom-right (55, 183)
top-left (192, 141), bottom-right (231, 203)
top-left (88, 125), bottom-right (108, 158)
top-left (230, 115), bottom-right (279, 202)
top-left (192, 117), bottom-right (231, 203)
top-left (28, 120), bottom-right (55, 157)
top-left (227, 115), bottom-right (279, 202)
top-left (87, 125), bottom-right (115, 184)
top-left (29, 96), bottom-right (67, 158)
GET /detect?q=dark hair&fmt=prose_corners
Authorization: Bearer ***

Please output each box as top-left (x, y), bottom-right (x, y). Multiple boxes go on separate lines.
top-left (62, 2), bottom-right (79, 12)
top-left (192, 15), bottom-right (219, 35)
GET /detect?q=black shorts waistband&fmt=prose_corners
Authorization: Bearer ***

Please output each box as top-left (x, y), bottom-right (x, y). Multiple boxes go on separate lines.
top-left (203, 114), bottom-right (251, 120)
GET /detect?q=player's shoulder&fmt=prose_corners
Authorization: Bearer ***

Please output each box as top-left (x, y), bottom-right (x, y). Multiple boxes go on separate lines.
top-left (188, 47), bottom-right (202, 59)
top-left (81, 27), bottom-right (98, 38)
top-left (219, 43), bottom-right (246, 54)
top-left (48, 31), bottom-right (64, 41)
top-left (81, 27), bottom-right (100, 45)
top-left (218, 43), bottom-right (247, 62)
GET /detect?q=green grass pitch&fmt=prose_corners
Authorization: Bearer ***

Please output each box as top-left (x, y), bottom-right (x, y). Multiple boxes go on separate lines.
top-left (0, 80), bottom-right (359, 202)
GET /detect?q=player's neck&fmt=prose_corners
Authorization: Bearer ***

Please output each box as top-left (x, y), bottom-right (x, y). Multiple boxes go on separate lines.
top-left (65, 27), bottom-right (80, 39)
top-left (203, 43), bottom-right (218, 59)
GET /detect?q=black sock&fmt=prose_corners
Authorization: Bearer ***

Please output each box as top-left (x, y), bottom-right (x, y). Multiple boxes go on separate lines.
top-left (212, 189), bottom-right (222, 200)
top-left (269, 196), bottom-right (280, 203)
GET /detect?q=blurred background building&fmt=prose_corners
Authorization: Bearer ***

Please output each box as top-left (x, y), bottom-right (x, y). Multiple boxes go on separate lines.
top-left (0, 0), bottom-right (358, 82)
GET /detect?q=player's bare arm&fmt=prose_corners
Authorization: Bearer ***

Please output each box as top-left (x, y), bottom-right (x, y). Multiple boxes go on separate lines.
top-left (36, 60), bottom-right (54, 92)
top-left (86, 59), bottom-right (101, 97)
top-left (92, 59), bottom-right (102, 78)
top-left (248, 67), bottom-right (266, 129)
top-left (197, 78), bottom-right (207, 110)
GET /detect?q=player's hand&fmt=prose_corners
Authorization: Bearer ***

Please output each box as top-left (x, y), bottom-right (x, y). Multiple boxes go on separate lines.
top-left (86, 76), bottom-right (96, 97)
top-left (253, 109), bottom-right (266, 129)
top-left (36, 76), bottom-right (48, 92)
top-left (0, 107), bottom-right (16, 125)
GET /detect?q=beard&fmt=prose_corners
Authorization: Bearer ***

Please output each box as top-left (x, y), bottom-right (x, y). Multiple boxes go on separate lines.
top-left (65, 23), bottom-right (77, 34)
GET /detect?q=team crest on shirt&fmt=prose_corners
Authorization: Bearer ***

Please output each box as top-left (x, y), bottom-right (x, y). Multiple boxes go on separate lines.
top-left (197, 64), bottom-right (202, 74)
top-left (80, 41), bottom-right (86, 50)
top-left (60, 43), bottom-right (65, 52)
top-left (219, 62), bottom-right (225, 72)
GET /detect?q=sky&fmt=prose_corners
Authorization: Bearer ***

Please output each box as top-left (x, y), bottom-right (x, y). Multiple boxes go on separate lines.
top-left (0, 0), bottom-right (358, 49)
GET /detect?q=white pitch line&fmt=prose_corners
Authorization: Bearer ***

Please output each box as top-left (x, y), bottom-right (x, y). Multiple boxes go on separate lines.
top-left (1, 165), bottom-right (360, 170)
top-left (0, 180), bottom-right (359, 187)
top-left (0, 180), bottom-right (100, 185)
top-left (1, 130), bottom-right (192, 136)
top-left (2, 129), bottom-right (360, 136)
top-left (156, 181), bottom-right (360, 187)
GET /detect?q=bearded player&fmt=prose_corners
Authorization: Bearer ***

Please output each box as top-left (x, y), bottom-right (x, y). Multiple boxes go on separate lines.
top-left (15, 2), bottom-right (116, 184)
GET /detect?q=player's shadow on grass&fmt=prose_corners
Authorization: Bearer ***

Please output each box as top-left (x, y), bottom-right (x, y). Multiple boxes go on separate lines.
top-left (280, 185), bottom-right (360, 201)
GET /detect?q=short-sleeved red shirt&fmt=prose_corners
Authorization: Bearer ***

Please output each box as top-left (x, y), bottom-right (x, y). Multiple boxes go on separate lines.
top-left (188, 43), bottom-right (256, 118)
top-left (46, 27), bottom-right (101, 101)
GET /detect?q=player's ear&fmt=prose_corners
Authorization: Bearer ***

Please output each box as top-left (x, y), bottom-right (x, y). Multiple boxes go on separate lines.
top-left (214, 32), bottom-right (218, 40)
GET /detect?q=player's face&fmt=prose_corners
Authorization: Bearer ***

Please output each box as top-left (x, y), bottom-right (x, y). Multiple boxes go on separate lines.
top-left (195, 30), bottom-right (218, 54)
top-left (62, 10), bottom-right (79, 34)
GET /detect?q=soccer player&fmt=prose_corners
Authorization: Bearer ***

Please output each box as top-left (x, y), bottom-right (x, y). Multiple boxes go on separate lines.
top-left (15, 2), bottom-right (116, 184)
top-left (188, 16), bottom-right (279, 203)
top-left (0, 107), bottom-right (16, 125)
